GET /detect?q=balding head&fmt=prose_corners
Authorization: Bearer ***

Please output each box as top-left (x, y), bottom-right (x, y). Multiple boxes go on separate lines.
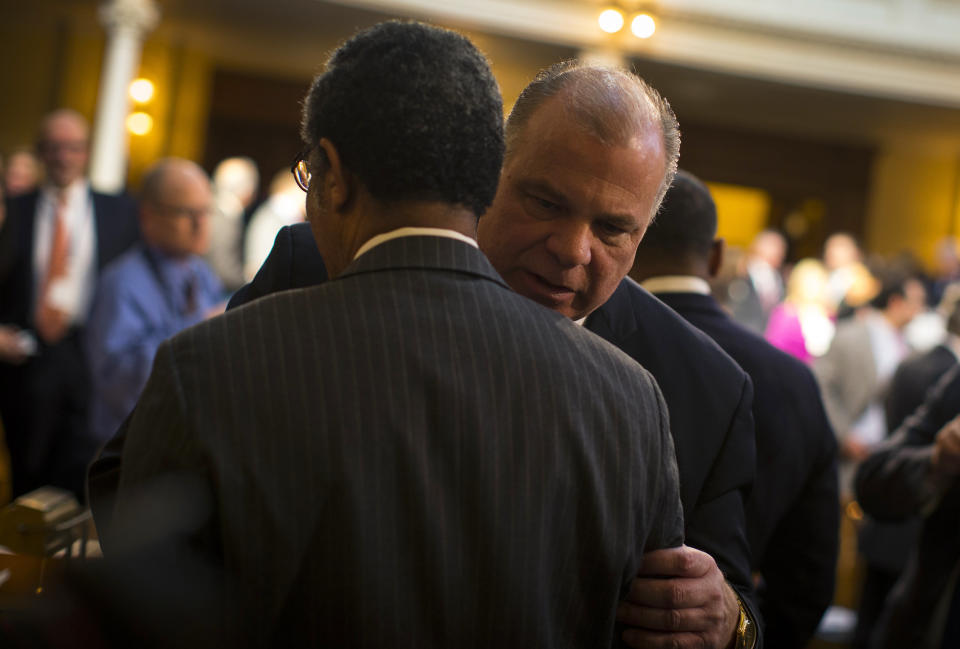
top-left (478, 63), bottom-right (674, 320)
top-left (37, 109), bottom-right (90, 188)
top-left (505, 61), bottom-right (680, 214)
top-left (140, 158), bottom-right (213, 258)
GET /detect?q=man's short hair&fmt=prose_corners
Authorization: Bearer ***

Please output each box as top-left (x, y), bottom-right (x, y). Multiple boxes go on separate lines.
top-left (639, 170), bottom-right (716, 260)
top-left (869, 268), bottom-right (918, 310)
top-left (300, 21), bottom-right (504, 218)
top-left (504, 60), bottom-right (680, 211)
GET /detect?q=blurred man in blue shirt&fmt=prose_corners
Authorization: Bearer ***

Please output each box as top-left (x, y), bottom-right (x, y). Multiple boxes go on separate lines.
top-left (85, 158), bottom-right (225, 446)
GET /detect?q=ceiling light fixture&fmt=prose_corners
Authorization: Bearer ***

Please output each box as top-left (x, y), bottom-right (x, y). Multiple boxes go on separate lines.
top-left (598, 7), bottom-right (626, 34)
top-left (631, 12), bottom-right (657, 39)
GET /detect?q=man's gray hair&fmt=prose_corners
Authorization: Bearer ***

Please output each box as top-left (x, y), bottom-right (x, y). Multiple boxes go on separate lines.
top-left (505, 60), bottom-right (680, 214)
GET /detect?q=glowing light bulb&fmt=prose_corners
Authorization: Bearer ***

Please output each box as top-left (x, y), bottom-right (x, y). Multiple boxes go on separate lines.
top-left (126, 112), bottom-right (154, 136)
top-left (129, 78), bottom-right (155, 103)
top-left (598, 8), bottom-right (625, 34)
top-left (631, 13), bottom-right (656, 39)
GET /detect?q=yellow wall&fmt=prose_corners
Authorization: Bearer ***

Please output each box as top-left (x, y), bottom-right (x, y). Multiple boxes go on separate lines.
top-left (865, 146), bottom-right (960, 269)
top-left (707, 182), bottom-right (772, 249)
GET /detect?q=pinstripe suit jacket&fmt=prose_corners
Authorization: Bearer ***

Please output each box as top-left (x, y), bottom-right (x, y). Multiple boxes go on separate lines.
top-left (112, 235), bottom-right (684, 647)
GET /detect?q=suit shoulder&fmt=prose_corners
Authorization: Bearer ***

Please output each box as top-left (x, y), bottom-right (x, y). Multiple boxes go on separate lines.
top-left (618, 281), bottom-right (749, 382)
top-left (98, 246), bottom-right (147, 285)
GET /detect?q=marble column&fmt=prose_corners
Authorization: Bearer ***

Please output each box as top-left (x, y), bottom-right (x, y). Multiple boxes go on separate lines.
top-left (89, 0), bottom-right (159, 194)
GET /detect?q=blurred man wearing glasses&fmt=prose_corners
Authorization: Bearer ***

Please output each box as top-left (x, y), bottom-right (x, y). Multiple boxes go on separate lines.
top-left (0, 109), bottom-right (139, 498)
top-left (84, 157), bottom-right (224, 447)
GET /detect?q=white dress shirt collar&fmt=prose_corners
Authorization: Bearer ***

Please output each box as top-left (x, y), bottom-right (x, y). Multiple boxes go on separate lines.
top-left (639, 275), bottom-right (711, 296)
top-left (354, 227), bottom-right (478, 260)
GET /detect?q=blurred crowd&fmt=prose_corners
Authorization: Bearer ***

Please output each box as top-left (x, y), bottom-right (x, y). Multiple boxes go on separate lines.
top-left (0, 110), bottom-right (305, 503)
top-left (716, 228), bottom-right (960, 647)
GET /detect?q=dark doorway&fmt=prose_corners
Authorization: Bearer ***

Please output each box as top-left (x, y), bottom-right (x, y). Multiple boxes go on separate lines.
top-left (203, 69), bottom-right (311, 203)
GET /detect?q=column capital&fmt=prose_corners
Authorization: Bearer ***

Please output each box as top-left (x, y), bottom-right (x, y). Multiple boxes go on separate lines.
top-left (99, 0), bottom-right (160, 35)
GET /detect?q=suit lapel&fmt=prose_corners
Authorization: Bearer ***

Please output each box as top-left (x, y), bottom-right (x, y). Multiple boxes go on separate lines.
top-left (337, 235), bottom-right (509, 290)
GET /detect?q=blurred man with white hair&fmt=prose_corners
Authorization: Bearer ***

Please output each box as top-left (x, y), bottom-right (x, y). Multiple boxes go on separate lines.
top-left (205, 156), bottom-right (259, 292)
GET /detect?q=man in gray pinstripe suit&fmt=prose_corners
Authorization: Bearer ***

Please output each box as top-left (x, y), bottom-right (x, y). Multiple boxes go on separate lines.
top-left (100, 21), bottom-right (684, 647)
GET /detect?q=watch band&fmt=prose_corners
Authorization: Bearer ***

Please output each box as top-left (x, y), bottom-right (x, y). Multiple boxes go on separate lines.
top-left (734, 595), bottom-right (758, 649)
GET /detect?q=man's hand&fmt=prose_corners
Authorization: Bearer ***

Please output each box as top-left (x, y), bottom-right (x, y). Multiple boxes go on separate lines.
top-left (617, 545), bottom-right (740, 649)
top-left (931, 415), bottom-right (960, 482)
top-left (0, 325), bottom-right (30, 365)
top-left (842, 437), bottom-right (871, 462)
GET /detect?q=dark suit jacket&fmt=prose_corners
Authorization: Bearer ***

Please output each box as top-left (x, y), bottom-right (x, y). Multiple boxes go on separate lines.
top-left (856, 365), bottom-right (960, 649)
top-left (111, 235), bottom-right (685, 646)
top-left (886, 344), bottom-right (958, 433)
top-left (0, 189), bottom-right (140, 327)
top-left (654, 289), bottom-right (839, 649)
top-left (215, 223), bottom-right (761, 634)
top-left (583, 280), bottom-right (760, 625)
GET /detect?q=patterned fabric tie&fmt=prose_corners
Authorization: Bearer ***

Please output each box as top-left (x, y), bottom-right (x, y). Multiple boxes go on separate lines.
top-left (183, 272), bottom-right (197, 315)
top-left (34, 192), bottom-right (72, 344)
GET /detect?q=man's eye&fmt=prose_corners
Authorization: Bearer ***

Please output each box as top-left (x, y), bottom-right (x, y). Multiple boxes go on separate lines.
top-left (534, 196), bottom-right (560, 211)
top-left (598, 221), bottom-right (627, 237)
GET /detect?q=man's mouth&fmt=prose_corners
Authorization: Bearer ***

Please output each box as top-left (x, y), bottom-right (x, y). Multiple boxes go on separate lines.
top-left (517, 269), bottom-right (575, 304)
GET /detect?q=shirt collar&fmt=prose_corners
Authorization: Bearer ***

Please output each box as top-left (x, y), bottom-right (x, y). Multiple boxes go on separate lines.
top-left (639, 275), bottom-right (711, 296)
top-left (354, 227), bottom-right (478, 260)
top-left (41, 178), bottom-right (88, 206)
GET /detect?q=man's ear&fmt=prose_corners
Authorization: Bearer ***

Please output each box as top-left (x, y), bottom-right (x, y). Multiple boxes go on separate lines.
top-left (708, 238), bottom-right (725, 279)
top-left (317, 138), bottom-right (353, 212)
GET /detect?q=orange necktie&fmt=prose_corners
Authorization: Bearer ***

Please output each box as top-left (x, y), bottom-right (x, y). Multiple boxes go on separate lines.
top-left (34, 193), bottom-right (72, 344)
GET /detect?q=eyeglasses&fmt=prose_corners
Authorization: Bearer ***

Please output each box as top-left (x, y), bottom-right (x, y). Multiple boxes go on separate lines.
top-left (154, 201), bottom-right (211, 225)
top-left (291, 148), bottom-right (311, 192)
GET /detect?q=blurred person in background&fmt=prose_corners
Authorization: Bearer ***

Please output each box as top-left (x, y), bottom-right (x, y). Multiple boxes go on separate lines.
top-left (84, 158), bottom-right (224, 448)
top-left (931, 236), bottom-right (960, 305)
top-left (823, 232), bottom-right (865, 314)
top-left (205, 156), bottom-right (258, 293)
top-left (852, 281), bottom-right (960, 649)
top-left (242, 168), bottom-right (305, 282)
top-left (855, 367), bottom-right (960, 649)
top-left (3, 147), bottom-right (42, 198)
top-left (631, 170), bottom-right (839, 649)
top-left (764, 258), bottom-right (835, 363)
top-left (0, 108), bottom-right (139, 499)
top-left (727, 229), bottom-right (788, 334)
top-left (814, 269), bottom-right (927, 495)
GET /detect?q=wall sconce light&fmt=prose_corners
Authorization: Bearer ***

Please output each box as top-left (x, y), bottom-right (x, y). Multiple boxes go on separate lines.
top-left (126, 111), bottom-right (154, 136)
top-left (129, 78), bottom-right (155, 104)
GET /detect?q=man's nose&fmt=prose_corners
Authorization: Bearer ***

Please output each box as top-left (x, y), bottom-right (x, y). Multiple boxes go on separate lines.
top-left (545, 220), bottom-right (592, 268)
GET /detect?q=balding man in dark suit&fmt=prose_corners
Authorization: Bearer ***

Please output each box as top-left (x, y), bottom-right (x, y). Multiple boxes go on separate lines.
top-left (629, 170), bottom-right (839, 648)
top-left (99, 22), bottom-right (683, 646)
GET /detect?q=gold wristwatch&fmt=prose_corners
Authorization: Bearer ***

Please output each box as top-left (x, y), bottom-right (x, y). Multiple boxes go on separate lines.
top-left (734, 596), bottom-right (758, 649)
